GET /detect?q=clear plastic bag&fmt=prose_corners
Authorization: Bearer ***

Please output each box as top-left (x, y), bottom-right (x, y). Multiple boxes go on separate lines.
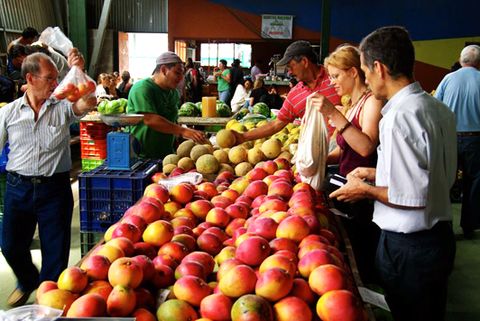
top-left (158, 172), bottom-right (203, 191)
top-left (39, 27), bottom-right (73, 57)
top-left (293, 95), bottom-right (328, 190)
top-left (1, 304), bottom-right (63, 321)
top-left (52, 66), bottom-right (96, 102)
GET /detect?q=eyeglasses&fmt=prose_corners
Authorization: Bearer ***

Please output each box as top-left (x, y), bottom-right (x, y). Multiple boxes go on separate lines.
top-left (328, 73), bottom-right (341, 82)
top-left (33, 74), bottom-right (57, 83)
top-left (328, 68), bottom-right (353, 82)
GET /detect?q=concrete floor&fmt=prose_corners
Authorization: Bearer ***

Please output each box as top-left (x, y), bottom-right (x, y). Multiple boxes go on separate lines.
top-left (0, 177), bottom-right (478, 320)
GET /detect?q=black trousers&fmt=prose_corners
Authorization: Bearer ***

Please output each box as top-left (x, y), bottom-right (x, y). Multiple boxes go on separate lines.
top-left (376, 221), bottom-right (456, 321)
top-left (458, 136), bottom-right (480, 233)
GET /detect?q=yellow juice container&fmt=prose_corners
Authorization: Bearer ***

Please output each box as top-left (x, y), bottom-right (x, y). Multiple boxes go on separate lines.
top-left (202, 96), bottom-right (217, 117)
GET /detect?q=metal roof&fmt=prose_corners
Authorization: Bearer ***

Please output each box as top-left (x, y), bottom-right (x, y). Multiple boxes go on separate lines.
top-left (86, 0), bottom-right (167, 33)
top-left (0, 0), bottom-right (57, 52)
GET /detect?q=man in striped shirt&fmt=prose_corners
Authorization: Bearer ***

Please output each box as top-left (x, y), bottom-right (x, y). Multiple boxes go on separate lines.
top-left (0, 51), bottom-right (96, 307)
top-left (233, 40), bottom-right (340, 143)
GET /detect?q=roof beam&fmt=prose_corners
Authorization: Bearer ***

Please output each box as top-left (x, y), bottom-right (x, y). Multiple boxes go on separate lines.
top-left (88, 0), bottom-right (112, 76)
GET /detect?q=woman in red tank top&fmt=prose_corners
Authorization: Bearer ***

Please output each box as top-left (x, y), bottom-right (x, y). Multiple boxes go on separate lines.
top-left (320, 45), bottom-right (383, 176)
top-left (309, 45), bottom-right (384, 284)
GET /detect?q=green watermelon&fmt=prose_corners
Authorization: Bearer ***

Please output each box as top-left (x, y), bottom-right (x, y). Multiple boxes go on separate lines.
top-left (195, 101), bottom-right (202, 116)
top-left (216, 102), bottom-right (232, 117)
top-left (234, 108), bottom-right (249, 120)
top-left (252, 102), bottom-right (270, 118)
top-left (97, 100), bottom-right (107, 114)
top-left (179, 102), bottom-right (197, 116)
top-left (105, 100), bottom-right (124, 114)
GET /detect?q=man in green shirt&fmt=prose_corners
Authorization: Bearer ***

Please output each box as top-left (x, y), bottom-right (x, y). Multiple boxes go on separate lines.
top-left (213, 59), bottom-right (231, 103)
top-left (127, 52), bottom-right (207, 159)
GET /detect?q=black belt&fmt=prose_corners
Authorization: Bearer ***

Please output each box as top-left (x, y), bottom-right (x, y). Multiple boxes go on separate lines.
top-left (457, 132), bottom-right (480, 137)
top-left (383, 221), bottom-right (452, 240)
top-left (8, 171), bottom-right (70, 184)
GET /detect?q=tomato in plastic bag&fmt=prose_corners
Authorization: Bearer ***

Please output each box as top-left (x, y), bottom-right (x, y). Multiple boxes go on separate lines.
top-left (53, 66), bottom-right (96, 102)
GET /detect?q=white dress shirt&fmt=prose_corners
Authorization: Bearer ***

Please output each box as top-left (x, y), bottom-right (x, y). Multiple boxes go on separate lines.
top-left (0, 95), bottom-right (82, 176)
top-left (373, 82), bottom-right (457, 233)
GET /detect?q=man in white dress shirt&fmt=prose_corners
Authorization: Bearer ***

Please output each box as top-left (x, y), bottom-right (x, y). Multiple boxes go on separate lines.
top-left (327, 26), bottom-right (457, 321)
top-left (0, 51), bottom-right (96, 307)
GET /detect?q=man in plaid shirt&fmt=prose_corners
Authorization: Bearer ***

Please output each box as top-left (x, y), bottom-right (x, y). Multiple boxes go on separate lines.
top-left (234, 40), bottom-right (340, 143)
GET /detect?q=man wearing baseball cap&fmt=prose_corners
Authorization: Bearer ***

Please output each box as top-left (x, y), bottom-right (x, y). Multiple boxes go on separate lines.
top-left (233, 40), bottom-right (340, 144)
top-left (127, 51), bottom-right (207, 159)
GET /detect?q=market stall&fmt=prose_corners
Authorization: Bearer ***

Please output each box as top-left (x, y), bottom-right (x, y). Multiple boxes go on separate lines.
top-left (21, 106), bottom-right (382, 321)
top-left (177, 116), bottom-right (231, 127)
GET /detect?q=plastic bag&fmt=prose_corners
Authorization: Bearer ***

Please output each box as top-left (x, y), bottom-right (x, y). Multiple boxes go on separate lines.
top-left (52, 66), bottom-right (96, 102)
top-left (1, 304), bottom-right (63, 321)
top-left (293, 95), bottom-right (328, 190)
top-left (39, 27), bottom-right (73, 57)
top-left (158, 172), bottom-right (203, 191)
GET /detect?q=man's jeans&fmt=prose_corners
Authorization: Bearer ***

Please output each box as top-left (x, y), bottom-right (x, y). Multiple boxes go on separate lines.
top-left (1, 172), bottom-right (73, 291)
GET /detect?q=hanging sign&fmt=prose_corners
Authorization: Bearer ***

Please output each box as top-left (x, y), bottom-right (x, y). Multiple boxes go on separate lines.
top-left (261, 14), bottom-right (293, 39)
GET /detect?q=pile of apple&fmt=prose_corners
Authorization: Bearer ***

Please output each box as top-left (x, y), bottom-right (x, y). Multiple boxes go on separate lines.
top-left (36, 158), bottom-right (367, 321)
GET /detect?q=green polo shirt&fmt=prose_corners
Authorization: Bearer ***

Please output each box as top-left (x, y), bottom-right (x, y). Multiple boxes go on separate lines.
top-left (218, 69), bottom-right (231, 92)
top-left (127, 77), bottom-right (179, 160)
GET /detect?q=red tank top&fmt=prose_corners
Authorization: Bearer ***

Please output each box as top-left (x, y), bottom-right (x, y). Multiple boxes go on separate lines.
top-left (336, 92), bottom-right (377, 176)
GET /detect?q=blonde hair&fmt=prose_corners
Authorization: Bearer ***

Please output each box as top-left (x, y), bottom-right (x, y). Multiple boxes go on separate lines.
top-left (325, 45), bottom-right (368, 116)
top-left (324, 44), bottom-right (365, 83)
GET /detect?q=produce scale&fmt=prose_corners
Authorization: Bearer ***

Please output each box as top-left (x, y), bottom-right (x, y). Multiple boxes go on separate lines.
top-left (98, 114), bottom-right (144, 171)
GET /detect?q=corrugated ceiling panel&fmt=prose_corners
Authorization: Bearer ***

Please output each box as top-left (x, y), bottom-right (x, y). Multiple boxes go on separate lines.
top-left (86, 0), bottom-right (167, 33)
top-left (0, 0), bottom-right (57, 52)
top-left (1, 0), bottom-right (56, 32)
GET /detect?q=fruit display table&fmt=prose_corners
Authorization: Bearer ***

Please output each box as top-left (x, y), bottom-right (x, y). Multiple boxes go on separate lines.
top-left (72, 207), bottom-right (377, 321)
top-left (40, 133), bottom-right (379, 319)
top-left (82, 113), bottom-right (231, 128)
top-left (177, 116), bottom-right (231, 127)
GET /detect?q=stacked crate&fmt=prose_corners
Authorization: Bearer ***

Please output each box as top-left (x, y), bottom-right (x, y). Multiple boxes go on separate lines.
top-left (80, 121), bottom-right (112, 171)
top-left (78, 160), bottom-right (158, 256)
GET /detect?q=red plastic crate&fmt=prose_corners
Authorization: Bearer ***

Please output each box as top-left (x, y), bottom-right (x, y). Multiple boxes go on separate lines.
top-left (80, 121), bottom-right (111, 140)
top-left (81, 139), bottom-right (107, 159)
top-left (81, 138), bottom-right (107, 148)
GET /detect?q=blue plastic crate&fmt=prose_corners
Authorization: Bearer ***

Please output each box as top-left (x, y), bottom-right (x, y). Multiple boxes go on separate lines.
top-left (80, 231), bottom-right (104, 257)
top-left (0, 143), bottom-right (9, 173)
top-left (80, 210), bottom-right (125, 232)
top-left (0, 173), bottom-right (5, 246)
top-left (78, 159), bottom-right (159, 232)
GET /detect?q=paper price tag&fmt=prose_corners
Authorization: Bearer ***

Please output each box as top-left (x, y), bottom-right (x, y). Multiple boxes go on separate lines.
top-left (156, 289), bottom-right (171, 307)
top-left (358, 286), bottom-right (390, 311)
